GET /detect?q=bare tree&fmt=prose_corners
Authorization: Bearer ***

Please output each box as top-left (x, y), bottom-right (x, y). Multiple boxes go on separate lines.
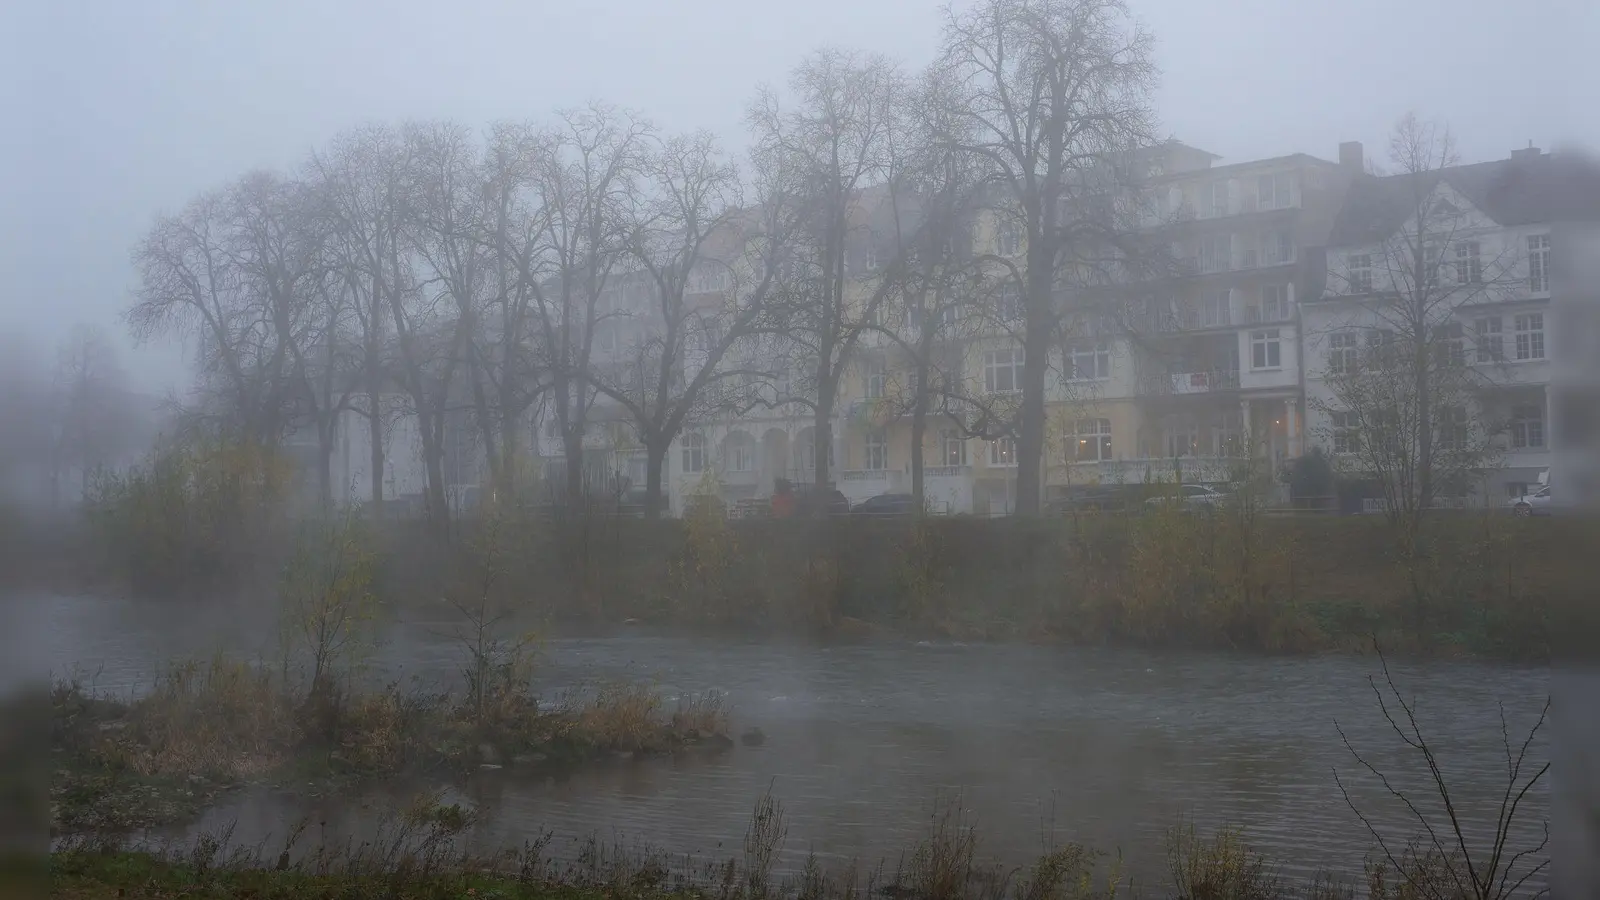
top-left (130, 184), bottom-right (297, 446)
top-left (310, 125), bottom-right (415, 516)
top-left (1334, 648), bottom-right (1550, 899)
top-left (478, 121), bottom-right (554, 503)
top-left (748, 49), bottom-right (910, 503)
top-left (934, 0), bottom-right (1159, 514)
top-left (525, 103), bottom-right (653, 511)
top-left (1311, 114), bottom-right (1518, 530)
top-left (588, 131), bottom-right (789, 518)
top-left (50, 324), bottom-right (133, 505)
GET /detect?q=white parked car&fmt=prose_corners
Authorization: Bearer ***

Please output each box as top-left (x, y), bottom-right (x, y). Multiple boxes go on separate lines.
top-left (1145, 484), bottom-right (1230, 513)
top-left (1509, 484), bottom-right (1553, 516)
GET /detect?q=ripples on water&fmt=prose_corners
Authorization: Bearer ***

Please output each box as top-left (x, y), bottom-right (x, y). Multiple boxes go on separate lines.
top-left (25, 593), bottom-right (1554, 890)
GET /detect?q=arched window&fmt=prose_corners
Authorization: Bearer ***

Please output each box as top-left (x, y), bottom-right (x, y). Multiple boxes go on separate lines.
top-left (682, 433), bottom-right (706, 473)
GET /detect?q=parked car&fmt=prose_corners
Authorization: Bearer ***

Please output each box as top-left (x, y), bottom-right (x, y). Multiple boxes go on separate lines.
top-left (1047, 486), bottom-right (1135, 514)
top-left (852, 493), bottom-right (918, 517)
top-left (1143, 483), bottom-right (1230, 513)
top-left (1509, 484), bottom-right (1553, 516)
top-left (794, 485), bottom-right (851, 517)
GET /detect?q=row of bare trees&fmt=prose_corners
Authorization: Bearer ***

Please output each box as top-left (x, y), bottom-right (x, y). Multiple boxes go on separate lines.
top-left (127, 0), bottom-right (1162, 523)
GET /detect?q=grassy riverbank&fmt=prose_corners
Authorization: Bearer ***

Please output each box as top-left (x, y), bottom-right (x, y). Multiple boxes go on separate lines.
top-left (42, 792), bottom-right (1527, 900)
top-left (49, 660), bottom-right (730, 836)
top-left (28, 481), bottom-right (1595, 660)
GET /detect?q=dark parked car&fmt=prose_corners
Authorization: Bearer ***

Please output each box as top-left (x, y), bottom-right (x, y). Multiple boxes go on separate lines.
top-left (1047, 485), bottom-right (1135, 514)
top-left (794, 485), bottom-right (850, 517)
top-left (852, 493), bottom-right (918, 517)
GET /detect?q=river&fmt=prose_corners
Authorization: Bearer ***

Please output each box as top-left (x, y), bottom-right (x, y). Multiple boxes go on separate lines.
top-left (19, 592), bottom-right (1559, 891)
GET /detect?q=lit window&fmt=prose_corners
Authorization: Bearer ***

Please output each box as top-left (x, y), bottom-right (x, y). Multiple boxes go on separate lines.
top-left (1073, 418), bottom-right (1113, 462)
top-left (988, 436), bottom-right (1017, 467)
top-left (941, 430), bottom-right (967, 466)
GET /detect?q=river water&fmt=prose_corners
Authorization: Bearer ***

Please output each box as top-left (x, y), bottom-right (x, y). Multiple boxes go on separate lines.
top-left (21, 593), bottom-right (1558, 891)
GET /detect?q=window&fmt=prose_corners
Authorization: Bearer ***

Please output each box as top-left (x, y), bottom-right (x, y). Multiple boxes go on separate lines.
top-left (1254, 284), bottom-right (1291, 322)
top-left (988, 436), bottom-right (1017, 466)
top-left (1199, 234), bottom-right (1232, 273)
top-left (1514, 313), bottom-right (1545, 360)
top-left (859, 245), bottom-right (879, 274)
top-left (1528, 234), bottom-right (1550, 293)
top-left (997, 281), bottom-right (1023, 321)
top-left (1257, 172), bottom-right (1294, 210)
top-left (984, 347), bottom-right (1023, 394)
top-left (727, 437), bottom-right (753, 473)
top-left (1250, 329), bottom-right (1281, 369)
top-left (1073, 418), bottom-right (1113, 462)
top-left (1206, 180), bottom-right (1230, 218)
top-left (1348, 254), bottom-right (1373, 293)
top-left (1434, 322), bottom-right (1465, 367)
top-left (1064, 341), bottom-right (1111, 381)
top-left (864, 358), bottom-right (886, 399)
top-left (1263, 229), bottom-right (1295, 265)
top-left (1331, 411), bottom-right (1361, 454)
top-left (864, 428), bottom-right (888, 471)
top-left (681, 433), bottom-right (706, 473)
top-left (941, 430), bottom-right (967, 466)
top-left (1436, 406), bottom-right (1469, 452)
top-left (1510, 403), bottom-right (1545, 449)
top-left (1328, 332), bottom-right (1359, 374)
top-left (1453, 241), bottom-right (1482, 284)
top-left (1474, 317), bottom-right (1503, 363)
top-left (1199, 289), bottom-right (1231, 327)
top-left (996, 219), bottom-right (1023, 256)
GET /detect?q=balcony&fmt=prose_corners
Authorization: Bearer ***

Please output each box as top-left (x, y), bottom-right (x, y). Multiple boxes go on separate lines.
top-left (924, 465), bottom-right (972, 479)
top-left (1168, 370), bottom-right (1240, 394)
top-left (840, 468), bottom-right (905, 502)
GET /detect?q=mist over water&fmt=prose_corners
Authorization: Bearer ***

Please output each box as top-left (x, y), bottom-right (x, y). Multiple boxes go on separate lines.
top-left (33, 592), bottom-right (1553, 888)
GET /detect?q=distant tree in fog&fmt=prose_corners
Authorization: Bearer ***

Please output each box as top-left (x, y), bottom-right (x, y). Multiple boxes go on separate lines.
top-left (933, 0), bottom-right (1160, 514)
top-left (51, 324), bottom-right (136, 505)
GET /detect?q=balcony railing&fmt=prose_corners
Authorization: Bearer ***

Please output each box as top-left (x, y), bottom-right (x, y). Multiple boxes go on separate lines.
top-left (1168, 369), bottom-right (1241, 394)
top-left (924, 465), bottom-right (972, 478)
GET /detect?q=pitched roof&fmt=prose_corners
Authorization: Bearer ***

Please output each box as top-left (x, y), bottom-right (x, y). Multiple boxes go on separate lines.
top-left (1327, 151), bottom-right (1600, 247)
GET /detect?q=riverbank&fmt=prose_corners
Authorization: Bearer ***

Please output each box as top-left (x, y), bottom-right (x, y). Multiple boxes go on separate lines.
top-left (31, 501), bottom-right (1595, 661)
top-left (43, 793), bottom-right (1519, 900)
top-left (49, 659), bottom-right (731, 837)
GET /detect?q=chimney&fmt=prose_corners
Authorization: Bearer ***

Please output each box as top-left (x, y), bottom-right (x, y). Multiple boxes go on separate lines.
top-left (1512, 141), bottom-right (1541, 163)
top-left (1338, 141), bottom-right (1364, 173)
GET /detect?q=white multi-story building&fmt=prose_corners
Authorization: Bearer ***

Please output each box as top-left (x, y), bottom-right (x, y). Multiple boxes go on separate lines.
top-left (1301, 145), bottom-right (1565, 503)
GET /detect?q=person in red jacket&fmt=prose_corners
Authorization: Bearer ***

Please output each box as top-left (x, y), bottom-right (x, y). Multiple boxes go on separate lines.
top-left (770, 479), bottom-right (795, 518)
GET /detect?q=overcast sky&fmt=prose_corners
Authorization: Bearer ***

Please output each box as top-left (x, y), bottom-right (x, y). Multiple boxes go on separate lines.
top-left (3, 0), bottom-right (1595, 393)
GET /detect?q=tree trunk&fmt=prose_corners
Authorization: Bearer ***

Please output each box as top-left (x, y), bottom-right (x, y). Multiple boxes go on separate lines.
top-left (420, 412), bottom-right (449, 533)
top-left (470, 362), bottom-right (501, 498)
top-left (1016, 326), bottom-right (1049, 516)
top-left (367, 390), bottom-right (384, 516)
top-left (813, 375), bottom-right (835, 516)
top-left (317, 422), bottom-right (334, 508)
top-left (910, 363), bottom-right (928, 512)
top-left (643, 439), bottom-right (668, 520)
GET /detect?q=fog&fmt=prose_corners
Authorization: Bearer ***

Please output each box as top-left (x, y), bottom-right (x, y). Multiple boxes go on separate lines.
top-left (7, 0), bottom-right (1600, 895)
top-left (4, 0), bottom-right (1596, 394)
